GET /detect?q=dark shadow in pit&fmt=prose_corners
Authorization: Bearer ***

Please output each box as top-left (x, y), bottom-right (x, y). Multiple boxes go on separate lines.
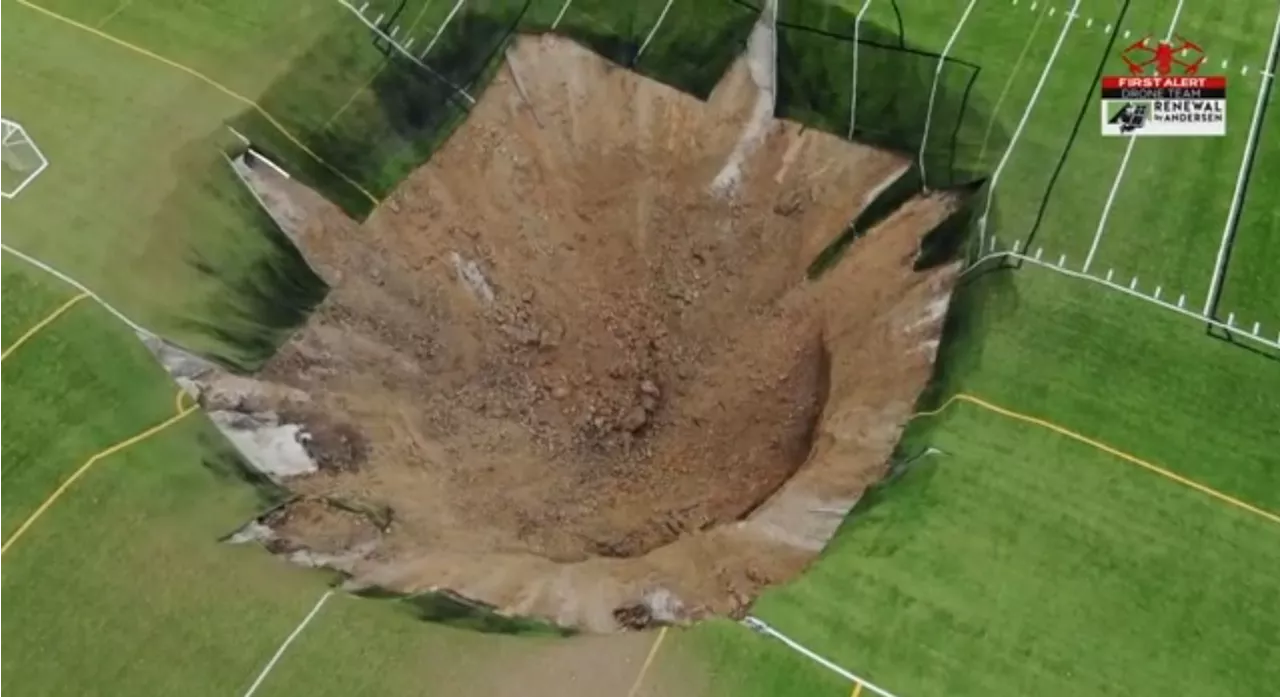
top-left (736, 336), bottom-right (832, 523)
top-left (351, 585), bottom-right (577, 637)
top-left (914, 178), bottom-right (987, 272)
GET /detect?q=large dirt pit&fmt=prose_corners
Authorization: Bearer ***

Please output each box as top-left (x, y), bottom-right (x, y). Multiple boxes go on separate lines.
top-left (194, 33), bottom-right (961, 632)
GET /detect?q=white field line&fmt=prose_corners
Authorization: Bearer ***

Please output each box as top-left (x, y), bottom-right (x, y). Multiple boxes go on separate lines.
top-left (1081, 0), bottom-right (1185, 273)
top-left (978, 0), bottom-right (1081, 254)
top-left (742, 617), bottom-right (901, 697)
top-left (966, 249), bottom-right (1280, 351)
top-left (918, 0), bottom-right (978, 189)
top-left (3, 155), bottom-right (297, 353)
top-left (550, 0), bottom-right (574, 30)
top-left (849, 0), bottom-right (875, 139)
top-left (975, 8), bottom-right (1049, 167)
top-left (2, 155), bottom-right (49, 199)
top-left (0, 243), bottom-right (153, 337)
top-left (1082, 136), bottom-right (1136, 271)
top-left (241, 590), bottom-right (335, 697)
top-left (635, 0), bottom-right (677, 62)
top-left (421, 0), bottom-right (467, 58)
top-left (337, 0), bottom-right (476, 104)
top-left (1202, 2), bottom-right (1280, 315)
top-left (247, 148), bottom-right (292, 179)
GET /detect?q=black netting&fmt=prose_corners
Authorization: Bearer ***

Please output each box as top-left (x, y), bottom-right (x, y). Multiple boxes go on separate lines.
top-left (773, 0), bottom-right (989, 189)
top-left (232, 0), bottom-right (529, 219)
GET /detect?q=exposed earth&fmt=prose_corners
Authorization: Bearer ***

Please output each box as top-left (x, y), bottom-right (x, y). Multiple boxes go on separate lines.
top-left (167, 30), bottom-right (962, 631)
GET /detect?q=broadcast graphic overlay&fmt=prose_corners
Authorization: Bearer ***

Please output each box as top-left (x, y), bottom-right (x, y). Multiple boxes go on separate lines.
top-left (1101, 35), bottom-right (1227, 137)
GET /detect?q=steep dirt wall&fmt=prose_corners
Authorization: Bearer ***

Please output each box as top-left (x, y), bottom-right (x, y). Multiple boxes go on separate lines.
top-left (195, 34), bottom-right (959, 632)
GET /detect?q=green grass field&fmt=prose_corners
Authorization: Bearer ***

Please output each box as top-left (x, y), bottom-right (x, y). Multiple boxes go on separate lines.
top-left (1216, 86), bottom-right (1280, 329)
top-left (3, 0), bottom-right (1278, 695)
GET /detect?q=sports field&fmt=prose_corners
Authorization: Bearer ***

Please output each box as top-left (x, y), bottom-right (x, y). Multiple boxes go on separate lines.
top-left (3, 0), bottom-right (1278, 696)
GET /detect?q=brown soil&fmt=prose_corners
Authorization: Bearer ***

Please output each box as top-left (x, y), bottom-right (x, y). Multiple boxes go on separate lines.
top-left (221, 34), bottom-right (960, 631)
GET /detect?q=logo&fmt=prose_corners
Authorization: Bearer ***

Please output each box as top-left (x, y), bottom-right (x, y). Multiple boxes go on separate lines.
top-left (1100, 35), bottom-right (1226, 137)
top-left (1120, 34), bottom-right (1205, 76)
top-left (1107, 103), bottom-right (1148, 133)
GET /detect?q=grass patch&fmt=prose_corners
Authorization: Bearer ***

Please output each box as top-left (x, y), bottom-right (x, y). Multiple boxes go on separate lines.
top-left (2, 2), bottom-right (329, 365)
top-left (0, 278), bottom-right (180, 539)
top-left (1, 256), bottom-right (80, 343)
top-left (527, 0), bottom-right (759, 100)
top-left (970, 0), bottom-right (1126, 258)
top-left (1081, 2), bottom-right (1273, 297)
top-left (672, 620), bottom-right (850, 697)
top-left (1215, 68), bottom-right (1280, 328)
top-left (752, 403), bottom-right (1280, 697)
top-left (0, 414), bottom-right (340, 697)
top-left (1020, 0), bottom-right (1274, 295)
top-left (774, 0), bottom-right (989, 187)
top-left (926, 269), bottom-right (1280, 508)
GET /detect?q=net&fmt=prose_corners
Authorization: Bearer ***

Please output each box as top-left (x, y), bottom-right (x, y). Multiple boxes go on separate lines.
top-left (2, 119), bottom-right (49, 199)
top-left (227, 0), bottom-right (995, 220)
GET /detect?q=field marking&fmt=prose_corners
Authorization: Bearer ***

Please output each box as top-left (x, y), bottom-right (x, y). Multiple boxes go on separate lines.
top-left (975, 6), bottom-right (1050, 168)
top-left (978, 0), bottom-right (1081, 253)
top-left (1, 291), bottom-right (89, 362)
top-left (421, 0), bottom-right (467, 58)
top-left (337, 0), bottom-right (476, 105)
top-left (911, 392), bottom-right (1280, 526)
top-left (0, 390), bottom-right (198, 555)
top-left (635, 0), bottom-right (677, 62)
top-left (13, 0), bottom-right (379, 206)
top-left (625, 625), bottom-right (669, 697)
top-left (321, 0), bottom-right (441, 130)
top-left (551, 0), bottom-right (574, 30)
top-left (918, 0), bottom-right (978, 189)
top-left (848, 0), bottom-right (875, 139)
top-left (175, 387), bottom-right (194, 414)
top-left (1202, 2), bottom-right (1280, 315)
top-left (1, 244), bottom-right (154, 338)
top-left (967, 247), bottom-right (1280, 352)
top-left (1081, 0), bottom-right (1185, 273)
top-left (241, 590), bottom-right (336, 697)
top-left (742, 617), bottom-right (900, 697)
top-left (94, 0), bottom-right (134, 28)
top-left (1, 118), bottom-right (51, 199)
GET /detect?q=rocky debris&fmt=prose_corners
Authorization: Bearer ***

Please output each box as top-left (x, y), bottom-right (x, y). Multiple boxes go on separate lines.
top-left (225, 520), bottom-right (277, 545)
top-left (207, 410), bottom-right (318, 482)
top-left (612, 603), bottom-right (655, 631)
top-left (205, 33), bottom-right (958, 633)
top-left (137, 333), bottom-right (218, 380)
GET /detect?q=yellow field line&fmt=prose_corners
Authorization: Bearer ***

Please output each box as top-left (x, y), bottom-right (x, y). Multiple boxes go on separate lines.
top-left (1, 292), bottom-right (90, 362)
top-left (95, 0), bottom-right (134, 28)
top-left (0, 391), bottom-right (198, 556)
top-left (174, 388), bottom-right (193, 414)
top-left (625, 626), bottom-right (669, 697)
top-left (14, 0), bottom-right (379, 207)
top-left (911, 392), bottom-right (1280, 526)
top-left (851, 683), bottom-right (863, 697)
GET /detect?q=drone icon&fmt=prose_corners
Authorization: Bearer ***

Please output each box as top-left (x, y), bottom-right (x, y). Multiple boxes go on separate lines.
top-left (1120, 35), bottom-right (1206, 76)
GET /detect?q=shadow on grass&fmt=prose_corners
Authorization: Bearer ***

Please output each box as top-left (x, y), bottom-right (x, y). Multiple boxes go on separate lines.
top-left (144, 136), bottom-right (328, 372)
top-left (197, 430), bottom-right (290, 509)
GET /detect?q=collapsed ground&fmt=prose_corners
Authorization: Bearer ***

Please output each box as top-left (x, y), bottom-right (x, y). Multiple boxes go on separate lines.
top-left (173, 33), bottom-right (961, 632)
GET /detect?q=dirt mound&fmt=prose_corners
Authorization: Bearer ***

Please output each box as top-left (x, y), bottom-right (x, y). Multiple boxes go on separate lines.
top-left (202, 33), bottom-right (960, 631)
